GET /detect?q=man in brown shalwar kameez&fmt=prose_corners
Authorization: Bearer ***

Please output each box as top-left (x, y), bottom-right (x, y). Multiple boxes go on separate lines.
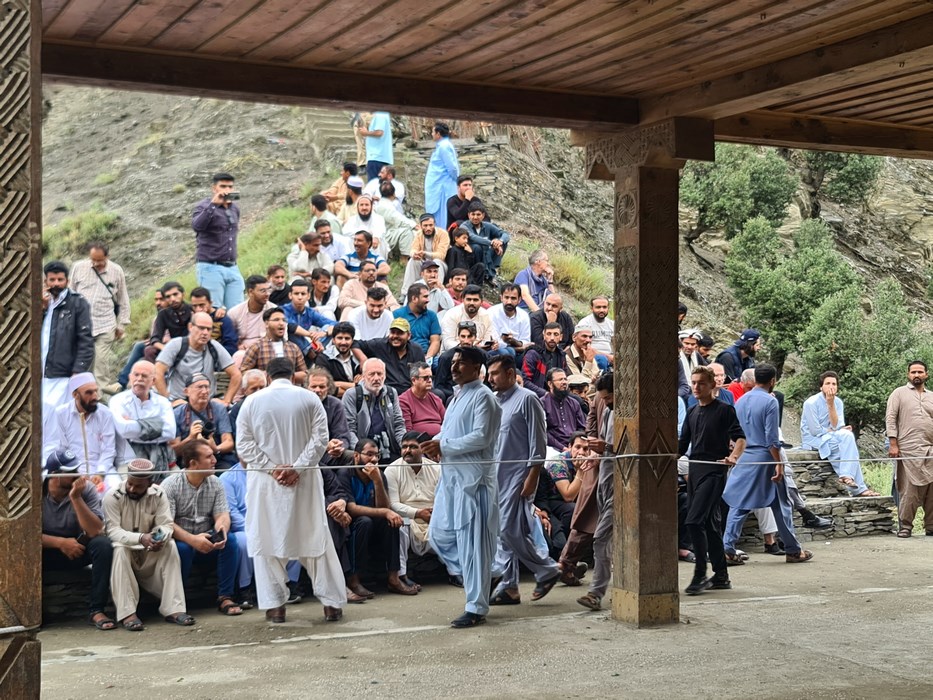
top-left (886, 360), bottom-right (933, 537)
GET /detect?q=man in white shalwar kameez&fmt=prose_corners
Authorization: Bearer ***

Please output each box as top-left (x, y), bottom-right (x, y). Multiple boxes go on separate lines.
top-left (423, 346), bottom-right (502, 628)
top-left (236, 358), bottom-right (347, 623)
top-left (487, 355), bottom-right (560, 605)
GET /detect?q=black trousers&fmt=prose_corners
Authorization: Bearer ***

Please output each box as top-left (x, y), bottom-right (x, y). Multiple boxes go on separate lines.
top-left (42, 535), bottom-right (114, 614)
top-left (349, 515), bottom-right (401, 576)
top-left (685, 468), bottom-right (727, 578)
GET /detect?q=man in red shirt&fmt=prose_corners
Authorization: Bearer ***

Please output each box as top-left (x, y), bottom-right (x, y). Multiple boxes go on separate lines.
top-left (398, 362), bottom-right (445, 437)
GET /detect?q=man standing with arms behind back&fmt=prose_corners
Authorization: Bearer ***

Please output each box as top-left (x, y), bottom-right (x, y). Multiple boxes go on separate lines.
top-left (193, 172), bottom-right (243, 311)
top-left (422, 347), bottom-right (502, 628)
top-left (886, 360), bottom-right (933, 538)
top-left (236, 358), bottom-right (347, 623)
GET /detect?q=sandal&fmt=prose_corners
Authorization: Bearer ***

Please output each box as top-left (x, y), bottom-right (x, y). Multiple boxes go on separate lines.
top-left (785, 549), bottom-right (814, 563)
top-left (349, 584), bottom-right (375, 600)
top-left (490, 589), bottom-right (521, 605)
top-left (576, 593), bottom-right (602, 611)
top-left (120, 616), bottom-right (145, 632)
top-left (346, 588), bottom-right (368, 604)
top-left (387, 581), bottom-right (419, 596)
top-left (725, 551), bottom-right (745, 566)
top-left (678, 551), bottom-right (696, 563)
top-left (838, 476), bottom-right (857, 488)
top-left (531, 573), bottom-right (561, 601)
top-left (400, 575), bottom-right (422, 592)
top-left (89, 612), bottom-right (116, 631)
top-left (856, 489), bottom-right (881, 497)
top-left (217, 597), bottom-right (243, 616)
top-left (897, 528), bottom-right (912, 538)
top-left (164, 612), bottom-right (196, 626)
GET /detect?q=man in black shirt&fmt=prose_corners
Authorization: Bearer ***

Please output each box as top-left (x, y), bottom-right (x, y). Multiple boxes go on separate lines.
top-left (678, 366), bottom-right (745, 596)
top-left (147, 281), bottom-right (192, 361)
top-left (352, 318), bottom-right (426, 396)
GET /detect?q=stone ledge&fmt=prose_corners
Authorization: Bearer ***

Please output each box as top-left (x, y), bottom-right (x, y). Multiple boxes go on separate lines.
top-left (785, 449), bottom-right (853, 498)
top-left (738, 495), bottom-right (895, 547)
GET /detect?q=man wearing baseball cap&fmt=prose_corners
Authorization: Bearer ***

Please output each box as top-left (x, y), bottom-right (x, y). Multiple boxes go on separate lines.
top-left (41, 449), bottom-right (115, 630)
top-left (715, 329), bottom-right (762, 383)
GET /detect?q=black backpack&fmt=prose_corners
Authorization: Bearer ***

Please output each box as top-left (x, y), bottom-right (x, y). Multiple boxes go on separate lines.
top-left (170, 337), bottom-right (223, 376)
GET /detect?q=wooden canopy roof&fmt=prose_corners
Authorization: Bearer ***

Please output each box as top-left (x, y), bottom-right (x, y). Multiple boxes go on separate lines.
top-left (40, 0), bottom-right (933, 158)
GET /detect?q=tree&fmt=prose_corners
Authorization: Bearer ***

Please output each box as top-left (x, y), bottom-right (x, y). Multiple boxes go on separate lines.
top-left (680, 144), bottom-right (797, 242)
top-left (786, 151), bottom-right (884, 218)
top-left (725, 217), bottom-right (859, 375)
top-left (789, 279), bottom-right (933, 436)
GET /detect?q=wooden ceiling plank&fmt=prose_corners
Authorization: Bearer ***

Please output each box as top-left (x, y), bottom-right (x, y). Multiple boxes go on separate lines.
top-left (852, 100), bottom-right (933, 122)
top-left (448, 0), bottom-right (713, 82)
top-left (770, 70), bottom-right (933, 112)
top-left (829, 87), bottom-right (933, 120)
top-left (194, 0), bottom-right (329, 55)
top-left (564, 0), bottom-right (921, 94)
top-left (482, 0), bottom-right (816, 86)
top-left (368, 0), bottom-right (581, 74)
top-left (903, 114), bottom-right (933, 126)
top-left (44, 0), bottom-right (126, 40)
top-left (318, 0), bottom-right (513, 69)
top-left (252, 0), bottom-right (464, 64)
top-left (97, 0), bottom-right (202, 46)
top-left (148, 0), bottom-right (271, 52)
top-left (641, 13), bottom-right (933, 123)
top-left (41, 1), bottom-right (76, 31)
top-left (715, 110), bottom-right (933, 159)
top-left (40, 42), bottom-right (638, 130)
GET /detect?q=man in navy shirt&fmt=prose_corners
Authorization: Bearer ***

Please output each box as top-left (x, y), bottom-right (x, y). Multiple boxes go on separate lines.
top-left (192, 172), bottom-right (243, 310)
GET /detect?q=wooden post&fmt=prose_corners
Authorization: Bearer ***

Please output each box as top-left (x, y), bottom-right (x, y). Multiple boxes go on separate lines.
top-left (583, 119), bottom-right (714, 626)
top-left (0, 0), bottom-right (42, 695)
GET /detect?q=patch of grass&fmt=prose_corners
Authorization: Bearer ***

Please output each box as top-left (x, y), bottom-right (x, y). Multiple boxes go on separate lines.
top-left (93, 172), bottom-right (117, 186)
top-left (864, 462), bottom-right (922, 532)
top-left (172, 183), bottom-right (186, 194)
top-left (550, 251), bottom-right (611, 303)
top-left (498, 245), bottom-right (530, 282)
top-left (43, 204), bottom-right (120, 260)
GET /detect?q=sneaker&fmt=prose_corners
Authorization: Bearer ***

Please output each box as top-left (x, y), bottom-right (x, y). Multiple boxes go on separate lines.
top-left (685, 576), bottom-right (712, 596)
top-left (709, 574), bottom-right (732, 590)
top-left (286, 581), bottom-right (303, 605)
top-left (764, 541), bottom-right (785, 556)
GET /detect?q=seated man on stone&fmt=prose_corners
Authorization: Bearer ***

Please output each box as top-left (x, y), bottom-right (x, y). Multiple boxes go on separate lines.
top-left (267, 265), bottom-right (292, 307)
top-left (337, 259), bottom-right (399, 317)
top-left (385, 432), bottom-right (461, 587)
top-left (530, 293), bottom-right (575, 352)
top-left (189, 287), bottom-right (239, 355)
top-left (104, 458), bottom-right (193, 630)
top-left (111, 360), bottom-right (177, 482)
top-left (162, 439), bottom-right (243, 617)
top-left (45, 373), bottom-right (119, 491)
top-left (154, 311), bottom-right (240, 405)
top-left (308, 266), bottom-right (339, 320)
top-left (543, 368), bottom-right (586, 451)
top-left (801, 370), bottom-right (878, 497)
top-left (522, 323), bottom-right (569, 389)
top-left (462, 201), bottom-right (510, 281)
top-left (399, 362), bottom-right (446, 438)
top-left (281, 278), bottom-right (336, 361)
top-left (240, 307), bottom-right (309, 385)
top-left (308, 367), bottom-right (354, 467)
top-left (41, 449), bottom-right (115, 630)
top-left (287, 231), bottom-right (334, 282)
top-left (339, 439), bottom-right (418, 597)
top-left (170, 374), bottom-right (236, 470)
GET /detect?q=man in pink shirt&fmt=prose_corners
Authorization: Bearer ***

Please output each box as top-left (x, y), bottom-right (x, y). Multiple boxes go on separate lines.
top-left (398, 362), bottom-right (445, 437)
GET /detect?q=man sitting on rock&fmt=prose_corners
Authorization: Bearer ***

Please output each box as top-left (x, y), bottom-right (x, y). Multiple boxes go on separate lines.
top-left (41, 449), bottom-right (115, 631)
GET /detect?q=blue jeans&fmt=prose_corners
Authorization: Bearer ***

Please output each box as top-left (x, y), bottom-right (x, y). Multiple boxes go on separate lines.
top-left (196, 262), bottom-right (245, 310)
top-left (367, 160), bottom-right (388, 181)
top-left (117, 341), bottom-right (147, 388)
top-left (176, 535), bottom-right (239, 598)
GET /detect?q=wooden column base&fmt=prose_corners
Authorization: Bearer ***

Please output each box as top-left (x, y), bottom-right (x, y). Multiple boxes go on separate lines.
top-left (611, 589), bottom-right (680, 627)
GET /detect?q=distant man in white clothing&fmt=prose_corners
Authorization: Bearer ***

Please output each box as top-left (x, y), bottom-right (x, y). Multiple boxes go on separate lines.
top-left (575, 296), bottom-right (613, 369)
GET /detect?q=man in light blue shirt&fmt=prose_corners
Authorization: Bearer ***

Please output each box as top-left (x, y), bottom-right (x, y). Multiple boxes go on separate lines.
top-left (359, 111), bottom-right (393, 180)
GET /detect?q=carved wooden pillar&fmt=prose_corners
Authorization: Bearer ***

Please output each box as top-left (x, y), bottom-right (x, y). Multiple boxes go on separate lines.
top-left (584, 119), bottom-right (713, 626)
top-left (0, 0), bottom-right (42, 695)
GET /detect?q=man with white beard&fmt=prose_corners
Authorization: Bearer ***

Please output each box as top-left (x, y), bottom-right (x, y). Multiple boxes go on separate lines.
top-left (235, 357), bottom-right (347, 623)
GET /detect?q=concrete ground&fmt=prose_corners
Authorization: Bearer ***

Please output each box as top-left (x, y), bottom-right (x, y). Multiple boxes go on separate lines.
top-left (40, 535), bottom-right (933, 699)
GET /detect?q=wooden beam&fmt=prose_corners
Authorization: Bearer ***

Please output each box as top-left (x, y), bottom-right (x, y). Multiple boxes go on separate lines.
top-left (641, 14), bottom-right (933, 123)
top-left (715, 111), bottom-right (933, 159)
top-left (40, 41), bottom-right (639, 130)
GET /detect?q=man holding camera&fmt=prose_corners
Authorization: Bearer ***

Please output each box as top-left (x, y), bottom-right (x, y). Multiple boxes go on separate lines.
top-left (193, 172), bottom-right (243, 311)
top-left (162, 439), bottom-right (242, 616)
top-left (169, 374), bottom-right (236, 470)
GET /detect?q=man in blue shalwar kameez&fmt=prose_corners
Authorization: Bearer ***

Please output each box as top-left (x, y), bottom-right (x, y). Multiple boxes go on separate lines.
top-left (423, 122), bottom-right (459, 233)
top-left (486, 355), bottom-right (560, 605)
top-left (722, 365), bottom-right (814, 564)
top-left (423, 346), bottom-right (501, 628)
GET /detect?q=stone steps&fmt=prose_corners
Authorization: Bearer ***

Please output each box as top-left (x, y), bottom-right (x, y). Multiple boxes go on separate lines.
top-left (737, 449), bottom-right (896, 547)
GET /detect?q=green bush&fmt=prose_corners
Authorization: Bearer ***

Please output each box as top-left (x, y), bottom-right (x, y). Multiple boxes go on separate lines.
top-left (43, 205), bottom-right (120, 260)
top-left (789, 279), bottom-right (933, 434)
top-left (680, 144), bottom-right (797, 240)
top-left (803, 152), bottom-right (883, 205)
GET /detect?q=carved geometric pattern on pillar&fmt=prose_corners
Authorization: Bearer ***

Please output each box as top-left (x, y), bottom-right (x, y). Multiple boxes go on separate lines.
top-left (644, 427), bottom-right (675, 487)
top-left (585, 121), bottom-right (676, 175)
top-left (614, 424), bottom-right (636, 486)
top-left (614, 244), bottom-right (639, 420)
top-left (0, 0), bottom-right (34, 523)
